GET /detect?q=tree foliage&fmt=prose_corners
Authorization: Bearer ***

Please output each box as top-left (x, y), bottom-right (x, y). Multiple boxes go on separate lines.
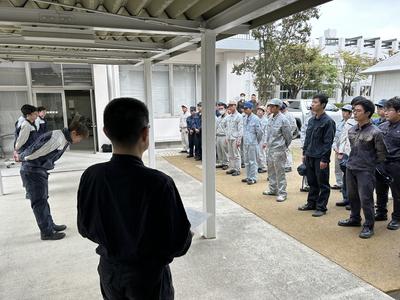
top-left (232, 8), bottom-right (320, 102)
top-left (335, 51), bottom-right (374, 102)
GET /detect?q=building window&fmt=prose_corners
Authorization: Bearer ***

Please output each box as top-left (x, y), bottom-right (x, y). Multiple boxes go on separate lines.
top-left (119, 65), bottom-right (145, 102)
top-left (0, 90), bottom-right (28, 135)
top-left (152, 65), bottom-right (170, 116)
top-left (360, 85), bottom-right (371, 97)
top-left (173, 65), bottom-right (196, 115)
top-left (31, 63), bottom-right (62, 86)
top-left (62, 64), bottom-right (92, 86)
top-left (0, 62), bottom-right (27, 86)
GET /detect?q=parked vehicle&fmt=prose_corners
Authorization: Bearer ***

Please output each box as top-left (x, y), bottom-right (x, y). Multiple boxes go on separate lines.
top-left (287, 99), bottom-right (342, 137)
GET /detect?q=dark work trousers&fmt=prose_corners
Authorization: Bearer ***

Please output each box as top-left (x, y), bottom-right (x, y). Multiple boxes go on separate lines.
top-left (305, 157), bottom-right (330, 211)
top-left (347, 168), bottom-right (375, 227)
top-left (20, 170), bottom-right (30, 200)
top-left (376, 161), bottom-right (400, 221)
top-left (98, 257), bottom-right (174, 300)
top-left (20, 170), bottom-right (54, 235)
top-left (188, 133), bottom-right (195, 156)
top-left (195, 132), bottom-right (202, 159)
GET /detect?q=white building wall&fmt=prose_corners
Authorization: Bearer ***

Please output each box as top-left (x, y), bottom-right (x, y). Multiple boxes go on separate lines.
top-left (371, 71), bottom-right (400, 101)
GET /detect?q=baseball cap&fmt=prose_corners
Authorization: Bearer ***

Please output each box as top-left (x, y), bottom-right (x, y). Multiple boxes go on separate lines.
top-left (342, 104), bottom-right (352, 112)
top-left (190, 106), bottom-right (196, 112)
top-left (228, 100), bottom-right (237, 106)
top-left (243, 101), bottom-right (253, 109)
top-left (181, 104), bottom-right (188, 108)
top-left (375, 99), bottom-right (387, 107)
top-left (266, 98), bottom-right (282, 107)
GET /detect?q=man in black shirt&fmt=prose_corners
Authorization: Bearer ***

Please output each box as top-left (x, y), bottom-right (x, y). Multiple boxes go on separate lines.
top-left (375, 97), bottom-right (400, 230)
top-left (338, 98), bottom-right (387, 239)
top-left (298, 94), bottom-right (336, 217)
top-left (77, 97), bottom-right (192, 300)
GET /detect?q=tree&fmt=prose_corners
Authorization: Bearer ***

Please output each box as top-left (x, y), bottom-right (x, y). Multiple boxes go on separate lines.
top-left (232, 8), bottom-right (319, 102)
top-left (275, 44), bottom-right (337, 99)
top-left (335, 51), bottom-right (374, 102)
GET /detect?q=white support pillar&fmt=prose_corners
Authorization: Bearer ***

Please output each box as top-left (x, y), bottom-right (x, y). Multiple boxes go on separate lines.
top-left (144, 59), bottom-right (156, 168)
top-left (201, 30), bottom-right (216, 239)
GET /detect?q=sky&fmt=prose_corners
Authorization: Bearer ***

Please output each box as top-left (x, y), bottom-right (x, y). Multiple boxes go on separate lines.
top-left (310, 0), bottom-right (400, 40)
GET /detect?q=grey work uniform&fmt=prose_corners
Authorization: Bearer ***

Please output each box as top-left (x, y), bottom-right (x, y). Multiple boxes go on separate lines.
top-left (226, 111), bottom-right (243, 172)
top-left (257, 116), bottom-right (268, 169)
top-left (376, 121), bottom-right (400, 220)
top-left (283, 111), bottom-right (297, 169)
top-left (243, 113), bottom-right (262, 181)
top-left (265, 112), bottom-right (292, 197)
top-left (216, 113), bottom-right (229, 167)
top-left (333, 118), bottom-right (346, 187)
top-left (347, 122), bottom-right (387, 227)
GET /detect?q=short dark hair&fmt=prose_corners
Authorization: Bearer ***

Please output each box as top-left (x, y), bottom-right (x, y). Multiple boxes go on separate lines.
top-left (240, 93), bottom-right (245, 96)
top-left (251, 94), bottom-right (256, 97)
top-left (312, 94), bottom-right (328, 108)
top-left (217, 102), bottom-right (227, 108)
top-left (385, 96), bottom-right (400, 112)
top-left (37, 106), bottom-right (46, 112)
top-left (21, 104), bottom-right (37, 116)
top-left (353, 98), bottom-right (375, 118)
top-left (351, 96), bottom-right (367, 106)
top-left (104, 97), bottom-right (149, 146)
top-left (69, 121), bottom-right (89, 138)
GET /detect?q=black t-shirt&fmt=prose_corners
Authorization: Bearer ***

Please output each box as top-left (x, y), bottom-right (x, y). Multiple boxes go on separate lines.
top-left (77, 154), bottom-right (192, 266)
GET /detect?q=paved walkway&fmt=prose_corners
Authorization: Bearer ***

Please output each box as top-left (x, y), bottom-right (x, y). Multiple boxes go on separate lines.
top-left (0, 151), bottom-right (392, 299)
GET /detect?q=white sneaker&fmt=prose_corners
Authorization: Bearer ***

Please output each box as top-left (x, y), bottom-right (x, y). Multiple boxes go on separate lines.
top-left (262, 190), bottom-right (277, 196)
top-left (276, 195), bottom-right (287, 202)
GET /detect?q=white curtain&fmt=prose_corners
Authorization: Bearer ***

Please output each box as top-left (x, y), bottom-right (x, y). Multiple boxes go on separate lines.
top-left (119, 65), bottom-right (145, 102)
top-left (173, 65), bottom-right (196, 115)
top-left (152, 65), bottom-right (170, 116)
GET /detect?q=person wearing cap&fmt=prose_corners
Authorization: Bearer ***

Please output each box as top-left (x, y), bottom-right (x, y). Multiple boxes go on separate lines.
top-left (262, 98), bottom-right (292, 202)
top-left (216, 102), bottom-right (229, 170)
top-left (241, 101), bottom-right (262, 185)
top-left (338, 97), bottom-right (387, 239)
top-left (281, 101), bottom-right (297, 173)
top-left (186, 106), bottom-right (200, 158)
top-left (225, 100), bottom-right (243, 176)
top-left (298, 94), bottom-right (336, 217)
top-left (372, 99), bottom-right (387, 125)
top-left (331, 104), bottom-right (353, 190)
top-left (256, 106), bottom-right (268, 173)
top-left (335, 104), bottom-right (356, 208)
top-left (194, 102), bottom-right (202, 161)
top-left (299, 109), bottom-right (314, 192)
top-left (179, 104), bottom-right (191, 154)
top-left (375, 97), bottom-right (400, 230)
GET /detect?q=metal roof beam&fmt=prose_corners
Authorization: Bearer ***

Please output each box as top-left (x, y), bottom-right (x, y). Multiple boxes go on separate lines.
top-left (0, 56), bottom-right (139, 65)
top-left (0, 37), bottom-right (167, 52)
top-left (0, 8), bottom-right (203, 35)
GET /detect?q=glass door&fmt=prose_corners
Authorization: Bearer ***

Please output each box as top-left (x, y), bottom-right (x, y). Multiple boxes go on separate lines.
top-left (34, 91), bottom-right (66, 131)
top-left (65, 90), bottom-right (96, 152)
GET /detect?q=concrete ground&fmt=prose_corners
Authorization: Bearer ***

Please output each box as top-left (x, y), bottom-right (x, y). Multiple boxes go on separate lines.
top-left (0, 150), bottom-right (394, 299)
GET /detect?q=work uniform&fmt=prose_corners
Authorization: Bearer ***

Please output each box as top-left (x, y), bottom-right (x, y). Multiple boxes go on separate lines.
top-left (179, 110), bottom-right (190, 152)
top-left (257, 116), bottom-right (268, 170)
top-left (243, 113), bottom-right (262, 182)
top-left (346, 122), bottom-right (387, 228)
top-left (337, 117), bottom-right (356, 204)
top-left (303, 113), bottom-right (336, 212)
top-left (35, 116), bottom-right (47, 136)
top-left (19, 129), bottom-right (72, 236)
top-left (265, 112), bottom-right (292, 197)
top-left (186, 114), bottom-right (200, 157)
top-left (226, 110), bottom-right (243, 172)
top-left (216, 113), bottom-right (229, 168)
top-left (333, 118), bottom-right (346, 187)
top-left (283, 111), bottom-right (297, 170)
top-left (77, 154), bottom-right (192, 300)
top-left (376, 120), bottom-right (400, 221)
top-left (195, 112), bottom-right (202, 159)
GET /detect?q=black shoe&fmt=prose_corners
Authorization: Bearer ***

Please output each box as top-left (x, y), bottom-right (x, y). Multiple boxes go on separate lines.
top-left (338, 218), bottom-right (361, 227)
top-left (258, 168), bottom-right (267, 173)
top-left (247, 179), bottom-right (256, 185)
top-left (241, 178), bottom-right (249, 183)
top-left (312, 210), bottom-right (326, 217)
top-left (345, 205), bottom-right (351, 211)
top-left (226, 169), bottom-right (235, 174)
top-left (41, 231), bottom-right (66, 241)
top-left (375, 213), bottom-right (388, 221)
top-left (284, 167), bottom-right (292, 173)
top-left (298, 204), bottom-right (315, 211)
top-left (300, 187), bottom-right (310, 192)
top-left (241, 164), bottom-right (245, 168)
top-left (331, 184), bottom-right (342, 190)
top-left (180, 150), bottom-right (187, 153)
top-left (187, 155), bottom-right (194, 158)
top-left (387, 219), bottom-right (400, 230)
top-left (231, 171), bottom-right (241, 176)
top-left (359, 226), bottom-right (374, 239)
top-left (336, 201), bottom-right (349, 207)
top-left (195, 157), bottom-right (202, 161)
top-left (53, 224), bottom-right (67, 232)
top-left (222, 165), bottom-right (229, 170)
